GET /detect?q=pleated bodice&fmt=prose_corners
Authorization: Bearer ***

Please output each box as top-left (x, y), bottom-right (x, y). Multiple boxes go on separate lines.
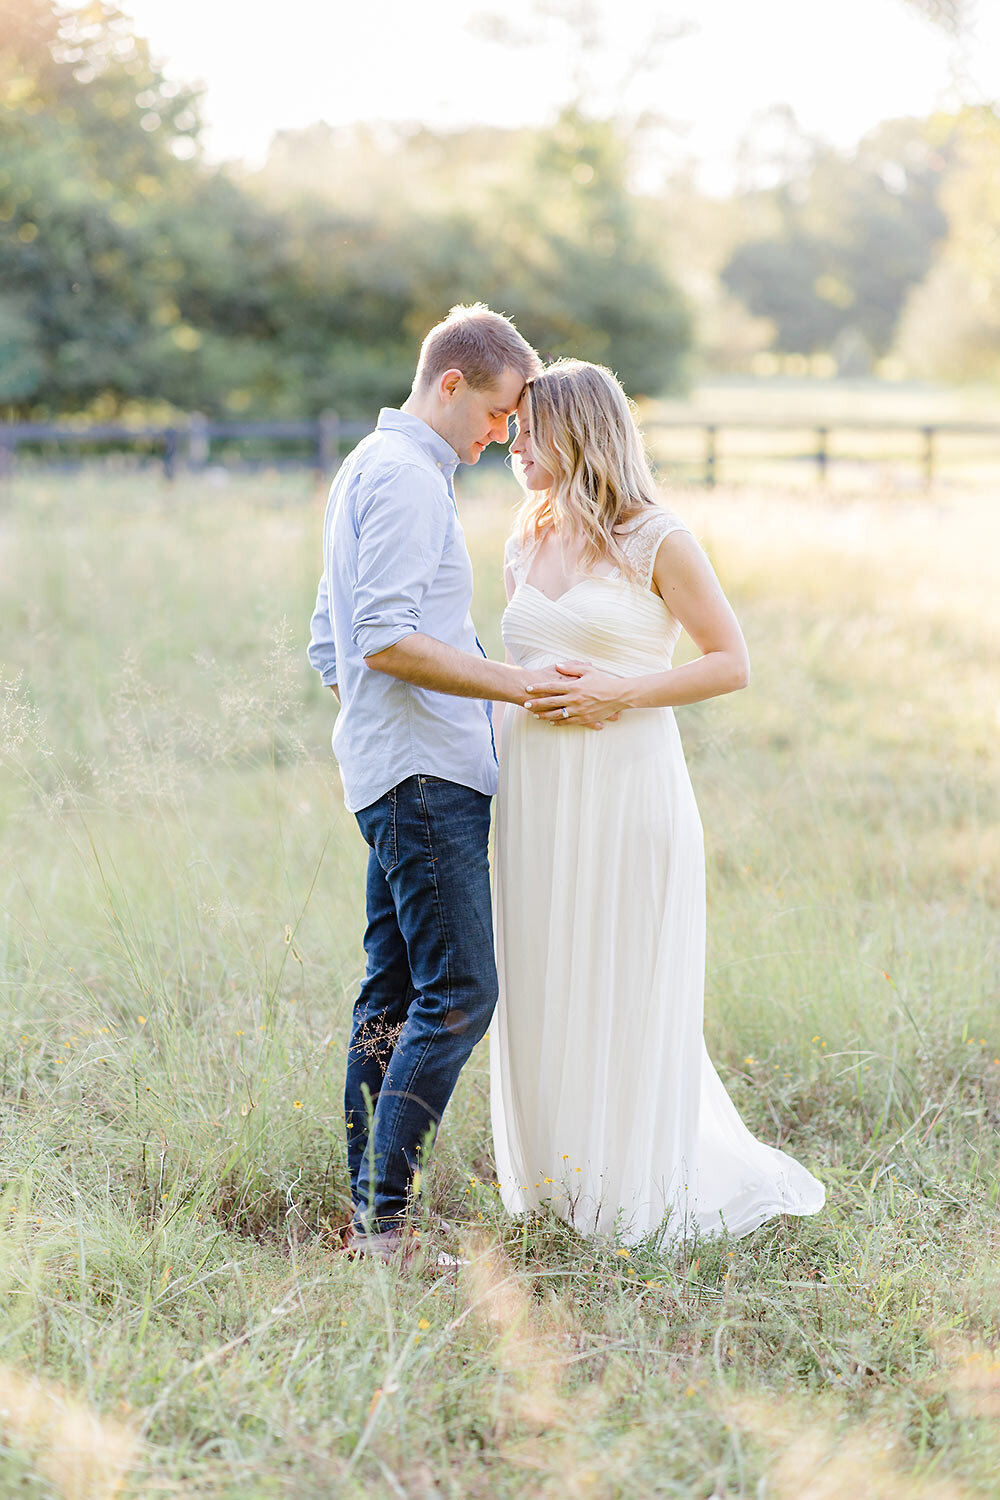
top-left (502, 577), bottom-right (683, 679)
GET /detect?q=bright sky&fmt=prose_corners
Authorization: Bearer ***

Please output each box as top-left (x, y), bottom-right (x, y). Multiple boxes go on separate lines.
top-left (122, 0), bottom-right (998, 187)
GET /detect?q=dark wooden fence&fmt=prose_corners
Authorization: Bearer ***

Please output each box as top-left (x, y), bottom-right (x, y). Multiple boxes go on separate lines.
top-left (0, 413), bottom-right (370, 479)
top-left (641, 418), bottom-right (1000, 487)
top-left (3, 412), bottom-right (1000, 486)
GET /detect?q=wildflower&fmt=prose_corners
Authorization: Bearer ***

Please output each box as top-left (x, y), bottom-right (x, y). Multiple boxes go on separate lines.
top-left (137, 1016), bottom-right (146, 1025)
top-left (293, 1100), bottom-right (303, 1109)
top-left (744, 1055), bottom-right (755, 1065)
top-left (418, 1318), bottom-right (430, 1330)
top-left (236, 1029), bottom-right (244, 1036)
top-left (616, 1249), bottom-right (630, 1258)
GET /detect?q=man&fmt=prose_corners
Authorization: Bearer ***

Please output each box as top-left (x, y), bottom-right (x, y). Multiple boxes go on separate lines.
top-left (307, 303), bottom-right (560, 1258)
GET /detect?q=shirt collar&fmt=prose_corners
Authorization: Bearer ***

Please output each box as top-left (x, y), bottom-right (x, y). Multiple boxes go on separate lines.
top-left (377, 408), bottom-right (460, 477)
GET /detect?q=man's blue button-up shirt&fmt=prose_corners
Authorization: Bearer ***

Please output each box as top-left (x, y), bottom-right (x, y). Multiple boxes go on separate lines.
top-left (307, 408), bottom-right (498, 813)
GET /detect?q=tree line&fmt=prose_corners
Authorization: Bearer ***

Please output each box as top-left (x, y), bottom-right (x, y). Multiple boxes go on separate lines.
top-left (1, 0), bottom-right (997, 423)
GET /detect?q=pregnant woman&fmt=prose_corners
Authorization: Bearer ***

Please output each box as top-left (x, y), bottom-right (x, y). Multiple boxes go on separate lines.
top-left (490, 360), bottom-right (825, 1245)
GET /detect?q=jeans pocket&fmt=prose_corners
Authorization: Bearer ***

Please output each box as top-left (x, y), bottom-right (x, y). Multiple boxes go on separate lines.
top-left (361, 788), bottom-right (399, 874)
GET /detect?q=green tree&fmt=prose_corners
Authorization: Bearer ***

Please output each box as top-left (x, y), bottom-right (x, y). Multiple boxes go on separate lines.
top-left (720, 117), bottom-right (953, 362)
top-left (2, 6), bottom-right (690, 418)
top-left (258, 111), bottom-right (691, 402)
top-left (894, 107), bottom-right (1000, 381)
top-left (0, 0), bottom-right (203, 413)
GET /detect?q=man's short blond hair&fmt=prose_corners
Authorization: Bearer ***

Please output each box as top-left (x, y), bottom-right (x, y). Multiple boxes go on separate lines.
top-left (414, 303), bottom-right (541, 393)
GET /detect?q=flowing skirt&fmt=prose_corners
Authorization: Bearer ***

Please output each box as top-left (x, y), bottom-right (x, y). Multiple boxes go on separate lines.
top-left (490, 703), bottom-right (825, 1244)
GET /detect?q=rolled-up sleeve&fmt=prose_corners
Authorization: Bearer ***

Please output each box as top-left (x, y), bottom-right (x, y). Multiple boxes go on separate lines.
top-left (307, 570), bottom-right (338, 685)
top-left (351, 463), bottom-right (450, 659)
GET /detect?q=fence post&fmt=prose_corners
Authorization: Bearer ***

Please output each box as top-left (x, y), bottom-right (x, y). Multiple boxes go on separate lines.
top-left (816, 427), bottom-right (828, 483)
top-left (923, 426), bottom-right (935, 488)
top-left (163, 427), bottom-right (178, 481)
top-left (317, 410), bottom-right (340, 474)
top-left (704, 425), bottom-right (717, 488)
top-left (188, 412), bottom-right (210, 470)
top-left (0, 429), bottom-right (14, 481)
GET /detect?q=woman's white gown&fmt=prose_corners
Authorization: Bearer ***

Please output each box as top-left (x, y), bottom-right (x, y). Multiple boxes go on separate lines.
top-left (490, 509), bottom-right (825, 1245)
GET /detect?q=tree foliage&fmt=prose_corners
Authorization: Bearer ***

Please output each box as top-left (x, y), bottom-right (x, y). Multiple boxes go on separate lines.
top-left (894, 108), bottom-right (1000, 381)
top-left (720, 118), bottom-right (954, 363)
top-left (0, 0), bottom-right (204, 410)
top-left (0, 3), bottom-right (690, 418)
top-left (2, 0), bottom-right (994, 413)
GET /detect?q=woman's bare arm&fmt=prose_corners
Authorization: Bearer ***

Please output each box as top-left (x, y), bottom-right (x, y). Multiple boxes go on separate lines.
top-left (523, 531), bottom-right (749, 721)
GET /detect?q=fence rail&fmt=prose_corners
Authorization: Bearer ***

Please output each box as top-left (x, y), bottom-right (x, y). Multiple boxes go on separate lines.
top-left (3, 413), bottom-right (1000, 486)
top-left (642, 418), bottom-right (1000, 487)
top-left (0, 413), bottom-right (370, 479)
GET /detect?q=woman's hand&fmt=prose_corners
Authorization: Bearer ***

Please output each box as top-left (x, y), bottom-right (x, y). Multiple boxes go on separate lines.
top-left (524, 661), bottom-right (627, 727)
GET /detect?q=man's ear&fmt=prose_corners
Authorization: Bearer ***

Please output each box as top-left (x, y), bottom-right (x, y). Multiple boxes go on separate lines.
top-left (439, 368), bottom-right (463, 402)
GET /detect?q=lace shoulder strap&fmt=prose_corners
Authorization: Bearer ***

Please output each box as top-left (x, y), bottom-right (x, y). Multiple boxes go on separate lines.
top-left (504, 531), bottom-right (538, 588)
top-left (617, 507), bottom-right (691, 589)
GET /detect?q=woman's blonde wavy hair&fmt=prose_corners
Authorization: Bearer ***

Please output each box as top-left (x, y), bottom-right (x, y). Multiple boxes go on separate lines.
top-left (515, 358), bottom-right (661, 578)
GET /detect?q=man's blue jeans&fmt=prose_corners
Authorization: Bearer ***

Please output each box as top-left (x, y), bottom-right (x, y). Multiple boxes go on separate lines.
top-left (348, 775), bottom-right (497, 1233)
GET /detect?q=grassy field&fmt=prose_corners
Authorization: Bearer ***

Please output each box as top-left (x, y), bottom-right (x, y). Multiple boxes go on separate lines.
top-left (0, 465), bottom-right (998, 1498)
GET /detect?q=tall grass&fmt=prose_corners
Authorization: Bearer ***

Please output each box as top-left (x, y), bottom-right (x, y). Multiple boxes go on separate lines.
top-left (0, 469), bottom-right (997, 1497)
